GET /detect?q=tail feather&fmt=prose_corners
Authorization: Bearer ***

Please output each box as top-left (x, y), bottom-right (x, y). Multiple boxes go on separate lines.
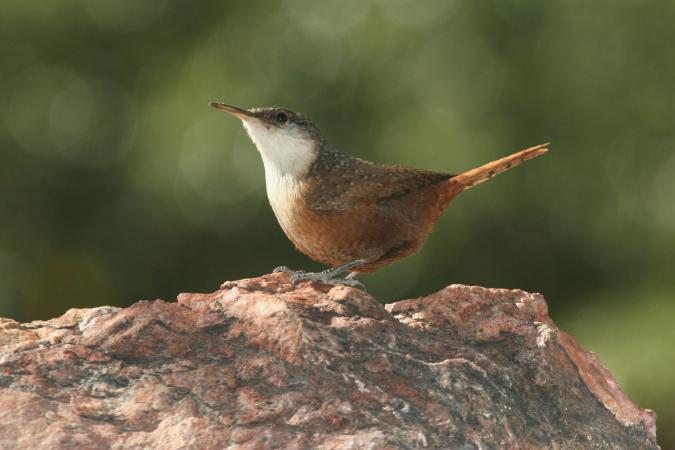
top-left (448, 143), bottom-right (549, 193)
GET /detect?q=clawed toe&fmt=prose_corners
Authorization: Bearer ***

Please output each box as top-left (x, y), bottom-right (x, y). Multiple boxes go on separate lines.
top-left (293, 273), bottom-right (367, 291)
top-left (273, 266), bottom-right (311, 281)
top-left (273, 267), bottom-right (308, 278)
top-left (290, 272), bottom-right (316, 282)
top-left (272, 261), bottom-right (367, 291)
top-left (327, 278), bottom-right (367, 291)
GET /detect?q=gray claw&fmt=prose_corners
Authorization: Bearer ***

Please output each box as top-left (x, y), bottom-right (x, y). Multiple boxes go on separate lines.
top-left (274, 267), bottom-right (309, 278)
top-left (331, 278), bottom-right (367, 292)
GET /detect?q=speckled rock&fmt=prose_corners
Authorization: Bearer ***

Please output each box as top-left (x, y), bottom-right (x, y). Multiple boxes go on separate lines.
top-left (0, 273), bottom-right (658, 449)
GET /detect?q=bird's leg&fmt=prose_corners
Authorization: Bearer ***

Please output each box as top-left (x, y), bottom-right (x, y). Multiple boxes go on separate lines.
top-left (273, 259), bottom-right (367, 290)
top-left (341, 271), bottom-right (367, 291)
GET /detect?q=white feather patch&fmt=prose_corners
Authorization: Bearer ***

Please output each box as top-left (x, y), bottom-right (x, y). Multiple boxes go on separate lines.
top-left (242, 118), bottom-right (316, 230)
top-left (242, 119), bottom-right (316, 177)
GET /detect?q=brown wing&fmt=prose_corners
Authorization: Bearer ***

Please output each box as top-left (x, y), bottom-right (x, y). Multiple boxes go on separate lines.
top-left (305, 148), bottom-right (452, 212)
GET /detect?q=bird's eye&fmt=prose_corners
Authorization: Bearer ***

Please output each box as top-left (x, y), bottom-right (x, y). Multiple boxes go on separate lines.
top-left (275, 112), bottom-right (288, 123)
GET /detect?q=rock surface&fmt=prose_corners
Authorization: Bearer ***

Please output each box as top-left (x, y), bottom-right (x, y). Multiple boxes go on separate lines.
top-left (0, 273), bottom-right (658, 449)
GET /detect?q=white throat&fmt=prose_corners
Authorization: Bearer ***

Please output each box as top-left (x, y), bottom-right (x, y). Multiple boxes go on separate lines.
top-left (242, 118), bottom-right (317, 228)
top-left (242, 119), bottom-right (316, 177)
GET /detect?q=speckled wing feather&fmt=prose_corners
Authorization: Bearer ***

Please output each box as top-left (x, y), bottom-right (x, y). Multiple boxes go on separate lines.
top-left (305, 146), bottom-right (452, 212)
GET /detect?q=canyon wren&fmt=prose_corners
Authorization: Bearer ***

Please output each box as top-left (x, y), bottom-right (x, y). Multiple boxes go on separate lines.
top-left (211, 102), bottom-right (548, 288)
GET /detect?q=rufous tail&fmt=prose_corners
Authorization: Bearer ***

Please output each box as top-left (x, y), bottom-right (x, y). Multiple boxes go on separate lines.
top-left (448, 143), bottom-right (549, 193)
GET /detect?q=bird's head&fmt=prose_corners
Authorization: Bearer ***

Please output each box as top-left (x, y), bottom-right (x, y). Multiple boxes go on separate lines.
top-left (210, 102), bottom-right (322, 177)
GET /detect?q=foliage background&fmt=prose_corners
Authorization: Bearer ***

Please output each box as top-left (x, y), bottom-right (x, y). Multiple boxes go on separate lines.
top-left (1, 0), bottom-right (673, 445)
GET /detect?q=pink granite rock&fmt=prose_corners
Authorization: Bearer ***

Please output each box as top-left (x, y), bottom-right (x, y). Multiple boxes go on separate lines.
top-left (0, 273), bottom-right (658, 449)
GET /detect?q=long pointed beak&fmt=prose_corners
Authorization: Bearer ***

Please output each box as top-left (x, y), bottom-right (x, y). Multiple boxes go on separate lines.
top-left (209, 102), bottom-right (256, 120)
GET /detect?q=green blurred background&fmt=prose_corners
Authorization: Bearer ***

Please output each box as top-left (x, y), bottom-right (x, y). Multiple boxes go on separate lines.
top-left (1, 0), bottom-right (673, 446)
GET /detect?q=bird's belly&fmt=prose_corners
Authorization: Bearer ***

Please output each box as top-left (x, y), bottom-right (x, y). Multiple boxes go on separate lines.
top-left (272, 197), bottom-right (418, 269)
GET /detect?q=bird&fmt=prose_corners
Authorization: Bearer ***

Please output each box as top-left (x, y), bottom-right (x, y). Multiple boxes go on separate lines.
top-left (211, 102), bottom-right (548, 289)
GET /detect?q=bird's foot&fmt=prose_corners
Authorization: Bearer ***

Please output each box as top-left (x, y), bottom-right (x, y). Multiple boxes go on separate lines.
top-left (324, 277), bottom-right (367, 291)
top-left (273, 266), bottom-right (303, 275)
top-left (273, 265), bottom-right (315, 281)
top-left (272, 265), bottom-right (367, 291)
top-left (293, 271), bottom-right (367, 292)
